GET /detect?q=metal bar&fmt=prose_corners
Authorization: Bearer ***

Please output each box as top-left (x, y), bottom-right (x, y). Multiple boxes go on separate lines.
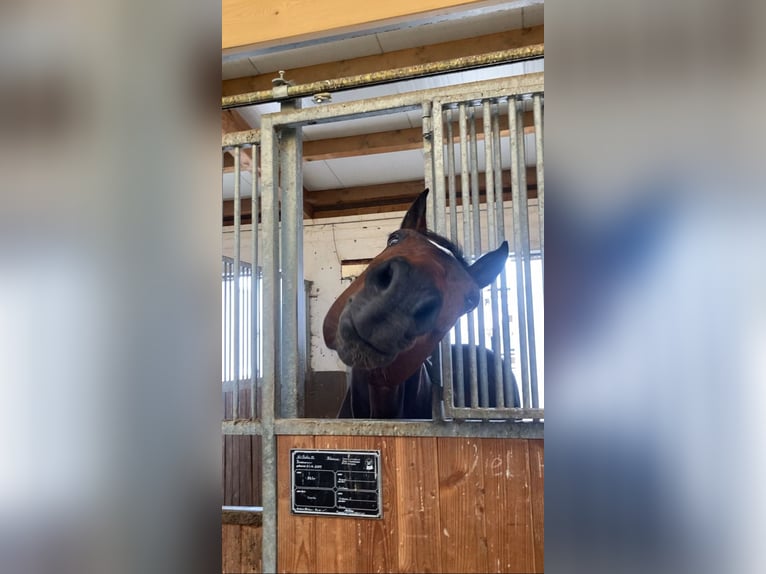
top-left (533, 93), bottom-right (544, 278)
top-left (233, 147), bottom-right (241, 419)
top-left (494, 102), bottom-right (515, 407)
top-left (221, 129), bottom-right (261, 147)
top-left (431, 101), bottom-right (452, 421)
top-left (509, 98), bottom-right (531, 409)
top-left (258, 117), bottom-right (279, 574)
top-left (422, 101), bottom-right (435, 230)
top-left (516, 100), bottom-right (539, 410)
top-left (445, 108), bottom-right (464, 411)
top-left (222, 47), bottom-right (544, 108)
top-left (466, 108), bottom-right (480, 409)
top-left (279, 99), bottom-right (304, 420)
top-left (449, 103), bottom-right (476, 407)
top-left (225, 74), bottom-right (544, 131)
top-left (483, 100), bottom-right (506, 409)
top-left (468, 106), bottom-right (489, 407)
top-left (251, 146), bottom-right (259, 419)
top-left (222, 418), bottom-right (543, 439)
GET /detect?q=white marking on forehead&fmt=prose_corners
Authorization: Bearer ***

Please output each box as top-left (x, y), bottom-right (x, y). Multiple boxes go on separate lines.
top-left (427, 238), bottom-right (458, 259)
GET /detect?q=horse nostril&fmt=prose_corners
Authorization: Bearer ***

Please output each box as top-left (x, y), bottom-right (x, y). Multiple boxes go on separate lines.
top-left (368, 260), bottom-right (395, 291)
top-left (412, 295), bottom-right (441, 329)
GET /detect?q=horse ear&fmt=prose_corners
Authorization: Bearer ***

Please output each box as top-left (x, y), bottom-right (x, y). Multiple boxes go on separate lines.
top-left (469, 241), bottom-right (509, 288)
top-left (400, 189), bottom-right (429, 232)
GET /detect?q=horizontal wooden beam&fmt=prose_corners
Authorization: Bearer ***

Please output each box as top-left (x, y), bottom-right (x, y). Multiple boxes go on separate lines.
top-left (302, 111), bottom-right (535, 162)
top-left (222, 110), bottom-right (254, 172)
top-left (223, 26), bottom-right (543, 97)
top-left (223, 173), bottom-right (537, 223)
top-left (224, 0), bottom-right (495, 52)
top-left (223, 111), bottom-right (536, 172)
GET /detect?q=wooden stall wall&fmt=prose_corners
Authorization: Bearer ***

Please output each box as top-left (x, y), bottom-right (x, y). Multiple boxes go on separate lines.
top-left (276, 435), bottom-right (544, 574)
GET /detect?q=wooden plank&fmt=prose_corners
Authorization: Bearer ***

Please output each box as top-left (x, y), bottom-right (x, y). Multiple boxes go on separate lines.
top-left (224, 434), bottom-right (235, 506)
top-left (302, 113), bottom-right (534, 162)
top-left (240, 524), bottom-right (263, 574)
top-left (482, 439), bottom-right (535, 573)
top-left (436, 437), bottom-right (489, 573)
top-left (312, 436), bottom-right (364, 573)
top-left (239, 435), bottom-right (253, 506)
top-left (223, 0), bottom-right (496, 51)
top-left (305, 168), bottom-right (537, 209)
top-left (222, 524), bottom-right (242, 574)
top-left (528, 439), bottom-right (544, 573)
top-left (394, 436), bottom-right (442, 573)
top-left (223, 25), bottom-right (543, 94)
top-left (277, 435), bottom-right (317, 573)
top-left (251, 435), bottom-right (263, 506)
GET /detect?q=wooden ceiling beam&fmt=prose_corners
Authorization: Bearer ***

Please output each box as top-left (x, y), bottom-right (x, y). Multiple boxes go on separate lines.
top-left (223, 26), bottom-right (543, 97)
top-left (223, 111), bottom-right (536, 172)
top-left (223, 0), bottom-right (524, 52)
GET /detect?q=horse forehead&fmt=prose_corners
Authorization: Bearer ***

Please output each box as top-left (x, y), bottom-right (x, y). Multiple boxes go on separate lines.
top-left (386, 234), bottom-right (473, 286)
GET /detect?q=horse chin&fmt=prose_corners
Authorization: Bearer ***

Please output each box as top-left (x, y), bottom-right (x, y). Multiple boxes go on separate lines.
top-left (335, 340), bottom-right (396, 370)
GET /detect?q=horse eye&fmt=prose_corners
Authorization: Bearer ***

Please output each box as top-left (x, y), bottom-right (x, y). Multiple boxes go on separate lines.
top-left (465, 293), bottom-right (478, 309)
top-left (387, 233), bottom-right (400, 247)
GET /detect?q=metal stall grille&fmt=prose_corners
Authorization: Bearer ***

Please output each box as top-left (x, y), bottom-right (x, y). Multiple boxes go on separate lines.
top-left (430, 92), bottom-right (544, 420)
top-left (221, 72), bottom-right (544, 573)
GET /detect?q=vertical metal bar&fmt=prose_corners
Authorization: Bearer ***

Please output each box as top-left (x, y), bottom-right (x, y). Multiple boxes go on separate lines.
top-left (533, 94), bottom-right (544, 277)
top-left (432, 100), bottom-right (451, 421)
top-left (494, 102), bottom-right (515, 407)
top-left (457, 103), bottom-right (473, 409)
top-left (251, 145), bottom-right (259, 419)
top-left (483, 101), bottom-right (505, 409)
top-left (469, 106), bottom-right (489, 407)
top-left (259, 118), bottom-right (278, 574)
top-left (467, 107), bottom-right (485, 407)
top-left (279, 99), bottom-right (304, 420)
top-left (422, 102), bottom-right (435, 230)
top-left (233, 147), bottom-right (241, 420)
top-left (445, 108), bottom-right (464, 410)
top-left (422, 101), bottom-right (442, 419)
top-left (509, 98), bottom-right (531, 409)
top-left (517, 100), bottom-right (539, 410)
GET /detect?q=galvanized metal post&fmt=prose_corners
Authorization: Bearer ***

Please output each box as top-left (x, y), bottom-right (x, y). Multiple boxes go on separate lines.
top-left (251, 144), bottom-right (260, 419)
top-left (279, 97), bottom-right (304, 419)
top-left (233, 146), bottom-right (242, 419)
top-left (258, 117), bottom-right (279, 574)
top-left (509, 98), bottom-right (531, 409)
top-left (533, 93), bottom-right (544, 279)
top-left (483, 101), bottom-right (506, 409)
top-left (516, 99), bottom-right (539, 409)
top-left (493, 103), bottom-right (515, 407)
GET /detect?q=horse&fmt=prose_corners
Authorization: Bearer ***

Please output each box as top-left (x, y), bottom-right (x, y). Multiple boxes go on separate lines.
top-left (323, 188), bottom-right (519, 419)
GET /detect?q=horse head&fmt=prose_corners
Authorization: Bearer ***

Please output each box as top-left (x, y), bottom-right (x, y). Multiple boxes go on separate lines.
top-left (323, 189), bottom-right (508, 416)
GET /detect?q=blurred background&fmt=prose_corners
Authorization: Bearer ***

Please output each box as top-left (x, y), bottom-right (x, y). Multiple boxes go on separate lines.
top-left (1, 0), bottom-right (765, 572)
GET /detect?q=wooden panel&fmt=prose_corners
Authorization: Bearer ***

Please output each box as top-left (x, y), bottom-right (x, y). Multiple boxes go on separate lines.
top-left (482, 439), bottom-right (535, 573)
top-left (223, 26), bottom-right (543, 95)
top-left (272, 435), bottom-right (542, 573)
top-left (222, 523), bottom-right (242, 574)
top-left (222, 523), bottom-right (263, 574)
top-left (437, 437), bottom-right (488, 573)
top-left (277, 435), bottom-right (317, 573)
top-left (240, 524), bottom-right (263, 573)
top-left (528, 439), bottom-right (545, 572)
top-left (394, 437), bottom-right (442, 573)
top-left (223, 0), bottom-right (490, 51)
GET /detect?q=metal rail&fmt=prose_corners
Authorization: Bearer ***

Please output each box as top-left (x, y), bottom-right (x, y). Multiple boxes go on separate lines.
top-left (222, 45), bottom-right (544, 109)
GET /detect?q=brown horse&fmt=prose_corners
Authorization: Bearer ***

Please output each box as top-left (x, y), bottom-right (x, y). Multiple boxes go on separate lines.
top-left (323, 189), bottom-right (514, 418)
